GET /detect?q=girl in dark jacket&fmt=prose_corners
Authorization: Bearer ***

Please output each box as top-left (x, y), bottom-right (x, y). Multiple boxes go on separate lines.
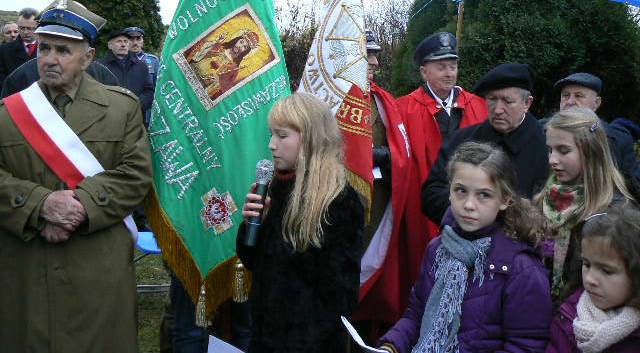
top-left (546, 205), bottom-right (640, 353)
top-left (378, 141), bottom-right (551, 353)
top-left (237, 92), bottom-right (364, 353)
top-left (538, 107), bottom-right (635, 303)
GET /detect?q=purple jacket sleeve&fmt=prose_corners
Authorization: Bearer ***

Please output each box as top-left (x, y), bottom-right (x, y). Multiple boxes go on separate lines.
top-left (498, 253), bottom-right (553, 353)
top-left (378, 240), bottom-right (439, 353)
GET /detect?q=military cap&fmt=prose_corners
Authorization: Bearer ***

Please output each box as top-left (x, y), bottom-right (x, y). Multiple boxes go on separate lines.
top-left (365, 30), bottom-right (381, 53)
top-left (413, 32), bottom-right (458, 66)
top-left (473, 63), bottom-right (535, 97)
top-left (123, 26), bottom-right (145, 37)
top-left (35, 0), bottom-right (106, 45)
top-left (554, 72), bottom-right (602, 94)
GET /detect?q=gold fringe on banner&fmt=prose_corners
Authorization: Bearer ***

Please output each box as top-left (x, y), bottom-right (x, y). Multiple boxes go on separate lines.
top-left (347, 169), bottom-right (372, 224)
top-left (145, 187), bottom-right (251, 320)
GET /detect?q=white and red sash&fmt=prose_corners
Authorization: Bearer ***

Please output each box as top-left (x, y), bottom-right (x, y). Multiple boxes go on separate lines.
top-left (3, 82), bottom-right (137, 240)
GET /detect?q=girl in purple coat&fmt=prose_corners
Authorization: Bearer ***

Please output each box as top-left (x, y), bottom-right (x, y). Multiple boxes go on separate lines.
top-left (546, 205), bottom-right (640, 353)
top-left (378, 141), bottom-right (552, 353)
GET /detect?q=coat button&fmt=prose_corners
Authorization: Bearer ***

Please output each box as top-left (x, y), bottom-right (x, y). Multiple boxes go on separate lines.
top-left (489, 264), bottom-right (495, 270)
top-left (14, 195), bottom-right (24, 204)
top-left (98, 192), bottom-right (108, 202)
top-left (502, 265), bottom-right (508, 271)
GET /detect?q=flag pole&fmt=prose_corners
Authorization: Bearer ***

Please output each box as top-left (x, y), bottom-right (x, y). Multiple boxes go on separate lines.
top-left (456, 0), bottom-right (465, 44)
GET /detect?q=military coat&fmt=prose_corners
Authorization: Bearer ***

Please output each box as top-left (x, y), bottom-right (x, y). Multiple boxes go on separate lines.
top-left (0, 73), bottom-right (152, 353)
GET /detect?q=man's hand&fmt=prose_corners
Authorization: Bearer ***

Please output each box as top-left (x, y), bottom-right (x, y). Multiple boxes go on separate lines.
top-left (40, 190), bottom-right (87, 231)
top-left (40, 223), bottom-right (72, 243)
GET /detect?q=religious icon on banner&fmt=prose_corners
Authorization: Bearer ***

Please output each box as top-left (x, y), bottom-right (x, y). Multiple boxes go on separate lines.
top-left (174, 5), bottom-right (280, 110)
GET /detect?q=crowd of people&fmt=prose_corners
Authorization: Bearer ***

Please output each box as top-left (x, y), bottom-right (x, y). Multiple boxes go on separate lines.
top-left (0, 1), bottom-right (639, 353)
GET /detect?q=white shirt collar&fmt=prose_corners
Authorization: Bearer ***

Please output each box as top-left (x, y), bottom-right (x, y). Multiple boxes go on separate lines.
top-left (426, 82), bottom-right (455, 115)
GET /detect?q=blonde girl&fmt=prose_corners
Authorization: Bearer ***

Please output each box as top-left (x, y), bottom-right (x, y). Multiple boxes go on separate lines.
top-left (237, 92), bottom-right (364, 353)
top-left (538, 107), bottom-right (634, 301)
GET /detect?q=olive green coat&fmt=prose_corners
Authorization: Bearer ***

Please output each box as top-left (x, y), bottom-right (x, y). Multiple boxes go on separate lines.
top-left (0, 74), bottom-right (152, 352)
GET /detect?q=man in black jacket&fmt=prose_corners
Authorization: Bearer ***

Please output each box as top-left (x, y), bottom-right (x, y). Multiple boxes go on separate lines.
top-left (97, 29), bottom-right (154, 119)
top-left (422, 63), bottom-right (549, 224)
top-left (0, 8), bottom-right (39, 91)
top-left (554, 72), bottom-right (640, 198)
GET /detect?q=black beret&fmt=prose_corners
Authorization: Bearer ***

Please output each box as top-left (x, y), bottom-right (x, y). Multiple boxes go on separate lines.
top-left (413, 32), bottom-right (458, 66)
top-left (108, 29), bottom-right (130, 40)
top-left (473, 63), bottom-right (535, 96)
top-left (554, 72), bottom-right (602, 94)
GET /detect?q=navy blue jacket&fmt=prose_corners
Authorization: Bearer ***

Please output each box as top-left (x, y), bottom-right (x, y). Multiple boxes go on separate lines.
top-left (98, 51), bottom-right (154, 115)
top-left (1, 58), bottom-right (119, 98)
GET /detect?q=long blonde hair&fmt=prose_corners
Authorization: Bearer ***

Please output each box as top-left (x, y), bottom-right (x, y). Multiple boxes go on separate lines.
top-left (544, 107), bottom-right (633, 220)
top-left (268, 93), bottom-right (347, 252)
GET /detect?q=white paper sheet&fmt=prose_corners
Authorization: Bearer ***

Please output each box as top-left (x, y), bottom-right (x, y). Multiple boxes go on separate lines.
top-left (207, 335), bottom-right (243, 353)
top-left (341, 316), bottom-right (388, 353)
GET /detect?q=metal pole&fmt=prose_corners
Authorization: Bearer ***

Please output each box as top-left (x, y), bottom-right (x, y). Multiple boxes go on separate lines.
top-left (456, 1), bottom-right (465, 44)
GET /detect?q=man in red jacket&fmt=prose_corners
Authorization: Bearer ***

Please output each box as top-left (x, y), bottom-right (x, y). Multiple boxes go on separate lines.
top-left (397, 32), bottom-right (488, 322)
top-left (398, 31), bottom-right (487, 305)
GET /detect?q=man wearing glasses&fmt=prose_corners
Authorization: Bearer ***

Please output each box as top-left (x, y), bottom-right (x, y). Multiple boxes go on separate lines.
top-left (0, 8), bottom-right (39, 91)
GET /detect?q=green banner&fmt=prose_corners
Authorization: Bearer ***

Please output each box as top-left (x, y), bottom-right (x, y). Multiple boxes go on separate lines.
top-left (147, 0), bottom-right (290, 312)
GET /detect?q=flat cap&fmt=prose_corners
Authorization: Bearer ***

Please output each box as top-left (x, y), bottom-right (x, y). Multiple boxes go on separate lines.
top-left (554, 72), bottom-right (602, 94)
top-left (108, 29), bottom-right (131, 40)
top-left (36, 0), bottom-right (106, 44)
top-left (473, 63), bottom-right (535, 96)
top-left (414, 32), bottom-right (458, 66)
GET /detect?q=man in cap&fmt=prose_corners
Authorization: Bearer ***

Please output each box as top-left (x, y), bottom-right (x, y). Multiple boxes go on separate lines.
top-left (124, 26), bottom-right (159, 88)
top-left (98, 28), bottom-right (154, 123)
top-left (422, 63), bottom-right (548, 224)
top-left (2, 22), bottom-right (19, 43)
top-left (554, 72), bottom-right (640, 197)
top-left (0, 8), bottom-right (39, 91)
top-left (399, 32), bottom-right (487, 277)
top-left (0, 1), bottom-right (152, 352)
top-left (350, 29), bottom-right (411, 340)
top-left (124, 26), bottom-right (159, 125)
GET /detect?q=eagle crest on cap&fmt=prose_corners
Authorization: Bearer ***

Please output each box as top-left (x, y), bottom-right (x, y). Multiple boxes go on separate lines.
top-left (56, 0), bottom-right (68, 10)
top-left (439, 33), bottom-right (451, 48)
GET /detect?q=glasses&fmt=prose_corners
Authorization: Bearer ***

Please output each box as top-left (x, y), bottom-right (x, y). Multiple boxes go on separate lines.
top-left (19, 26), bottom-right (37, 32)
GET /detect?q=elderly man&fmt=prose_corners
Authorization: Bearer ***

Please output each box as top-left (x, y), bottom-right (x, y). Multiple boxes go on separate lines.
top-left (555, 72), bottom-right (640, 197)
top-left (399, 32), bottom-right (487, 250)
top-left (0, 8), bottom-right (39, 90)
top-left (98, 29), bottom-right (154, 118)
top-left (0, 1), bottom-right (152, 352)
top-left (422, 63), bottom-right (548, 224)
top-left (2, 22), bottom-right (19, 43)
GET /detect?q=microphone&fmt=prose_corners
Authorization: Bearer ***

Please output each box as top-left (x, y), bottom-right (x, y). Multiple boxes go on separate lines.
top-left (243, 159), bottom-right (274, 246)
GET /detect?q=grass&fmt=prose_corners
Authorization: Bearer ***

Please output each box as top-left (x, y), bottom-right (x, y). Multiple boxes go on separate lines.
top-left (135, 249), bottom-right (171, 353)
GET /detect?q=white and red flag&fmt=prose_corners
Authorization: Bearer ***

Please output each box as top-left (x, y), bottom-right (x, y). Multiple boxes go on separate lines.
top-left (298, 0), bottom-right (373, 214)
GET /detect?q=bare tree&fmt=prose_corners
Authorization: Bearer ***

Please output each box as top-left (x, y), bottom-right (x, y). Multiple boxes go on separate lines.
top-left (365, 0), bottom-right (412, 88)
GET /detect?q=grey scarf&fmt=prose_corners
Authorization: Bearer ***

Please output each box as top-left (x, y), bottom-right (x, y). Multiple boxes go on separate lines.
top-left (412, 226), bottom-right (492, 353)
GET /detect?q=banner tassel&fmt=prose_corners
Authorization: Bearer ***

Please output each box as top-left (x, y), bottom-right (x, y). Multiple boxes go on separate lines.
top-left (195, 284), bottom-right (208, 327)
top-left (233, 259), bottom-right (249, 303)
